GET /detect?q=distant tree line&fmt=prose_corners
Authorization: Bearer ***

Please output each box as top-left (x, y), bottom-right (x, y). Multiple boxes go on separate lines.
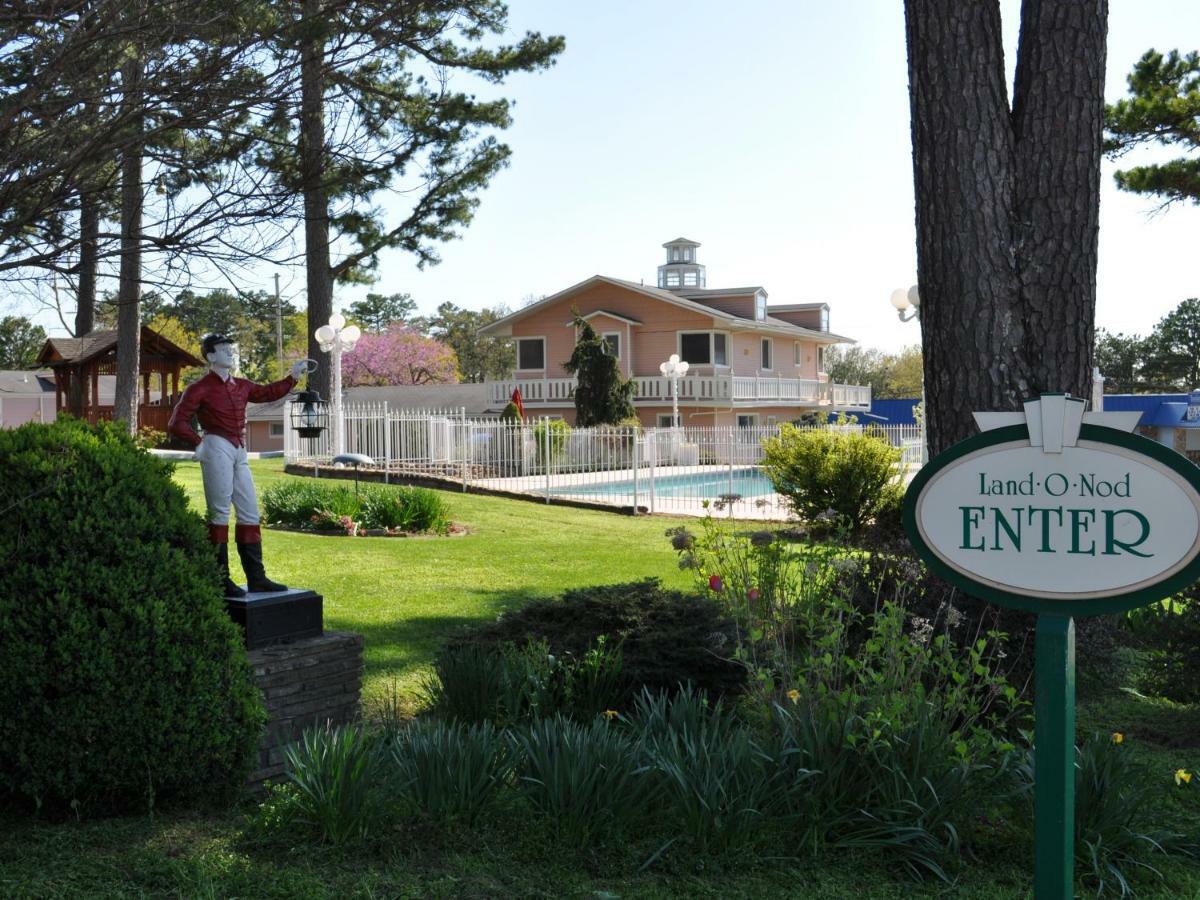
top-left (823, 345), bottom-right (923, 400)
top-left (1095, 298), bottom-right (1200, 394)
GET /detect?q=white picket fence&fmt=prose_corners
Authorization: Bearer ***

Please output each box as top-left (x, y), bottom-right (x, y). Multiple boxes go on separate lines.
top-left (284, 405), bottom-right (924, 518)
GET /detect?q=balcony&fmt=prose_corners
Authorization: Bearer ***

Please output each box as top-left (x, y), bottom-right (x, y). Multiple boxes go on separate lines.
top-left (489, 375), bottom-right (871, 409)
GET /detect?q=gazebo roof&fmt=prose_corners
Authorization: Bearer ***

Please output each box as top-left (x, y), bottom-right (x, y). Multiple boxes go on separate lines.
top-left (37, 327), bottom-right (203, 369)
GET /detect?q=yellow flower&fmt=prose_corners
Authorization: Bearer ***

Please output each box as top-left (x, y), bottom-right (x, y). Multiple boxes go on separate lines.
top-left (1175, 769), bottom-right (1193, 786)
top-left (786, 689), bottom-right (800, 703)
top-left (603, 709), bottom-right (619, 720)
top-left (1111, 732), bottom-right (1124, 744)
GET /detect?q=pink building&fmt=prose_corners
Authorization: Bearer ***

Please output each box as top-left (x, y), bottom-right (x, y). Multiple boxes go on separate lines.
top-left (480, 238), bottom-right (870, 427)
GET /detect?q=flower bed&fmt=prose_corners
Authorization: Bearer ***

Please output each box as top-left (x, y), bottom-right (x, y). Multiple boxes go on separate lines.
top-left (262, 479), bottom-right (452, 536)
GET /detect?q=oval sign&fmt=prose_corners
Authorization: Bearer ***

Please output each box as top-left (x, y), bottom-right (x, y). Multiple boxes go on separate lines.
top-left (904, 423), bottom-right (1200, 615)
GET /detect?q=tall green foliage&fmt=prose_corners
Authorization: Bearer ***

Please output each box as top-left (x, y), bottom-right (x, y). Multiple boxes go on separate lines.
top-left (564, 314), bottom-right (635, 426)
top-left (1105, 49), bottom-right (1200, 208)
top-left (0, 419), bottom-right (264, 813)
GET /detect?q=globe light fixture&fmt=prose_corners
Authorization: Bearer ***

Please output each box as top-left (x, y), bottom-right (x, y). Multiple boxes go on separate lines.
top-left (315, 313), bottom-right (361, 457)
top-left (659, 353), bottom-right (690, 434)
top-left (889, 284), bottom-right (926, 464)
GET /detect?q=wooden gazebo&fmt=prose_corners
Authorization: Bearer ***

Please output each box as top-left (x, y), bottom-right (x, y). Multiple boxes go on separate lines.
top-left (36, 327), bottom-right (204, 431)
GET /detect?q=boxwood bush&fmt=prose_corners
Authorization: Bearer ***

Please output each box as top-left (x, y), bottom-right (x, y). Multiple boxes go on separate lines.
top-left (261, 479), bottom-right (450, 533)
top-left (0, 418), bottom-right (264, 814)
top-left (437, 579), bottom-right (746, 708)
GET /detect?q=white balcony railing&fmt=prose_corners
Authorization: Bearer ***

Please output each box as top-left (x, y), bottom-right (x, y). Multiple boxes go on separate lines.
top-left (488, 375), bottom-right (871, 409)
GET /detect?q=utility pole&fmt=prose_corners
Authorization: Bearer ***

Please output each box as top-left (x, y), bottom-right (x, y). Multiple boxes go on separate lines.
top-left (274, 272), bottom-right (283, 376)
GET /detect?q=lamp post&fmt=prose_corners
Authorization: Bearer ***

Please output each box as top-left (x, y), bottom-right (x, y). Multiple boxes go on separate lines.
top-left (314, 313), bottom-right (361, 458)
top-left (659, 353), bottom-right (689, 432)
top-left (889, 284), bottom-right (926, 465)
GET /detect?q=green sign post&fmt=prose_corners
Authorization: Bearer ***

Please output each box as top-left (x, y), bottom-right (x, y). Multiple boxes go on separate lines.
top-left (903, 394), bottom-right (1200, 899)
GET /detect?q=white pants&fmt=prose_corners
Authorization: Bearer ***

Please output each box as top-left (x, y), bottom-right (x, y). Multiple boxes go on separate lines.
top-left (198, 435), bottom-right (260, 526)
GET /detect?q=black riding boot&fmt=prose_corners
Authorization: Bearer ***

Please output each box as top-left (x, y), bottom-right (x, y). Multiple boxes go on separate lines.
top-left (237, 540), bottom-right (287, 593)
top-left (217, 543), bottom-right (247, 598)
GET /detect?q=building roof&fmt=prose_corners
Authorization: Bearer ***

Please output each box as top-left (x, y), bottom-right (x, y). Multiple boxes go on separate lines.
top-left (0, 369), bottom-right (56, 394)
top-left (481, 275), bottom-right (854, 344)
top-left (36, 327), bottom-right (203, 368)
top-left (566, 309), bottom-right (642, 326)
top-left (770, 302), bottom-right (829, 312)
top-left (679, 287), bottom-right (765, 299)
top-left (662, 237), bottom-right (700, 247)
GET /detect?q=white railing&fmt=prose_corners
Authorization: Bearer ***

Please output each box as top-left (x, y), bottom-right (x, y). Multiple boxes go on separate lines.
top-left (284, 407), bottom-right (922, 519)
top-left (488, 375), bottom-right (871, 408)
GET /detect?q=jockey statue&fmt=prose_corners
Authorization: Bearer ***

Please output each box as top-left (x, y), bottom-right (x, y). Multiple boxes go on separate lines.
top-left (169, 333), bottom-right (306, 597)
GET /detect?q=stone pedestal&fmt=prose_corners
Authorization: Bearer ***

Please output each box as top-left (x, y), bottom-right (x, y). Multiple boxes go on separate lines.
top-left (246, 631), bottom-right (364, 790)
top-left (226, 588), bottom-right (323, 649)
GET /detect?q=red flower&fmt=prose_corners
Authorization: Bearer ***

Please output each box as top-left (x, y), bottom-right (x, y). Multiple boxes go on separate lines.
top-left (747, 588), bottom-right (760, 601)
top-left (709, 574), bottom-right (723, 592)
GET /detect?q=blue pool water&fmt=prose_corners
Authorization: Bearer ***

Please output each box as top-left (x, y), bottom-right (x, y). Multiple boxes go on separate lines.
top-left (558, 468), bottom-right (776, 499)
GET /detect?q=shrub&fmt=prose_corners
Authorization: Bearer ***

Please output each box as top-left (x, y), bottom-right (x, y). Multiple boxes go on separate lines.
top-left (439, 579), bottom-right (746, 706)
top-left (761, 423), bottom-right (904, 532)
top-left (388, 719), bottom-right (515, 825)
top-left (261, 479), bottom-right (449, 534)
top-left (1128, 586), bottom-right (1200, 704)
top-left (283, 724), bottom-right (387, 846)
top-left (514, 715), bottom-right (654, 846)
top-left (533, 418), bottom-right (570, 465)
top-left (0, 418), bottom-right (264, 813)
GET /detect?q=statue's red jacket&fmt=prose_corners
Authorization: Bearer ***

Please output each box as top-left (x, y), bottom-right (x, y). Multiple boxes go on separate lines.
top-left (168, 370), bottom-right (296, 449)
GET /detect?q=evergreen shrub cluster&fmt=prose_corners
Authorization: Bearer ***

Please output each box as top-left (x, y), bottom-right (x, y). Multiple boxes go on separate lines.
top-left (0, 418), bottom-right (264, 813)
top-left (760, 422), bottom-right (904, 533)
top-left (435, 579), bottom-right (746, 710)
top-left (261, 479), bottom-right (450, 534)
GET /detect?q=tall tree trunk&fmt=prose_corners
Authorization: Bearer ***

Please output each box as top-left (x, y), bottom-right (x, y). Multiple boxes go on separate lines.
top-left (75, 187), bottom-right (99, 337)
top-left (903, 0), bottom-right (1107, 455)
top-left (300, 0), bottom-right (332, 402)
top-left (113, 54), bottom-right (143, 433)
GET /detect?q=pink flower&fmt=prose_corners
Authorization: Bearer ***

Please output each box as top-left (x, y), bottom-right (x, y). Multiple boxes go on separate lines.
top-left (747, 588), bottom-right (760, 601)
top-left (709, 574), bottom-right (723, 592)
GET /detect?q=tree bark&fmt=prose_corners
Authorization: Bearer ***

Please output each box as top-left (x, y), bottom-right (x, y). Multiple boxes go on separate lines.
top-left (300, 0), bottom-right (333, 402)
top-left (903, 0), bottom-right (1107, 455)
top-left (113, 54), bottom-right (143, 433)
top-left (75, 187), bottom-right (99, 337)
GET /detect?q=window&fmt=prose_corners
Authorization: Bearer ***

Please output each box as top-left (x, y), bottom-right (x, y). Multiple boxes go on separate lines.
top-left (680, 332), bottom-right (711, 363)
top-left (679, 332), bottom-right (728, 366)
top-left (671, 247), bottom-right (681, 261)
top-left (713, 333), bottom-right (727, 366)
top-left (737, 414), bottom-right (758, 428)
top-left (269, 422), bottom-right (284, 438)
top-left (666, 271), bottom-right (681, 287)
top-left (517, 337), bottom-right (545, 370)
top-left (683, 271), bottom-right (698, 286)
top-left (820, 308), bottom-right (830, 331)
top-left (602, 332), bottom-right (620, 357)
top-left (755, 294), bottom-right (767, 320)
top-left (657, 413), bottom-right (680, 428)
top-left (818, 346), bottom-right (828, 372)
top-left (766, 416), bottom-right (777, 427)
top-left (794, 342), bottom-right (803, 366)
top-left (761, 338), bottom-right (772, 370)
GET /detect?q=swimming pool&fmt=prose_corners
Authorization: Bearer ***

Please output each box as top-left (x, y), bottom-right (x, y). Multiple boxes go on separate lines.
top-left (557, 468), bottom-right (776, 499)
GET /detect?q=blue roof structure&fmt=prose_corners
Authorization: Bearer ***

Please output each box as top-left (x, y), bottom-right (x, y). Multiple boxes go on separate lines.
top-left (1103, 393), bottom-right (1200, 428)
top-left (869, 398), bottom-right (920, 424)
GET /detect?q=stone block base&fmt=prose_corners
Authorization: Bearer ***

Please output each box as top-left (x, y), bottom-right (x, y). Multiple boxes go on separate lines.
top-left (246, 631), bottom-right (364, 791)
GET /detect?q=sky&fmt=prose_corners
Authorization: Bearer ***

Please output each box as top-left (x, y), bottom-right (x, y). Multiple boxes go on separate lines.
top-left (13, 1), bottom-right (1200, 354)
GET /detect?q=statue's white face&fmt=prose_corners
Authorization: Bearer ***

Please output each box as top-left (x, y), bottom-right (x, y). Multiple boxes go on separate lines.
top-left (208, 342), bottom-right (238, 372)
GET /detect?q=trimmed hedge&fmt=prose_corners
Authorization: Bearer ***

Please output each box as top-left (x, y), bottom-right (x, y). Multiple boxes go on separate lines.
top-left (439, 579), bottom-right (746, 705)
top-left (0, 418), bottom-right (264, 813)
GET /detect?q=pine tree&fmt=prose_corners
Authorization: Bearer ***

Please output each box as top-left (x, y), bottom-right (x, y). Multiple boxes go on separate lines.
top-left (564, 315), bottom-right (634, 427)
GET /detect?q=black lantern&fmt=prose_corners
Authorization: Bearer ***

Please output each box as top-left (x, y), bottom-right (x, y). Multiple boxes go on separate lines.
top-left (290, 390), bottom-right (329, 438)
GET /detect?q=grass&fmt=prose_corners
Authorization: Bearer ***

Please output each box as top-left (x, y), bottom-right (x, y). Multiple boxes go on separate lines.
top-left (3, 458), bottom-right (1200, 897)
top-left (170, 458), bottom-right (692, 707)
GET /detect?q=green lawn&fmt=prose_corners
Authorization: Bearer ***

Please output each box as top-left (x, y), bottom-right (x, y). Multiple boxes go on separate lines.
top-left (3, 458), bottom-right (1200, 898)
top-left (171, 458), bottom-right (693, 706)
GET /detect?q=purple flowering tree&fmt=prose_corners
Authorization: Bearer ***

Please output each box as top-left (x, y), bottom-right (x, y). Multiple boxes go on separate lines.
top-left (341, 324), bottom-right (459, 386)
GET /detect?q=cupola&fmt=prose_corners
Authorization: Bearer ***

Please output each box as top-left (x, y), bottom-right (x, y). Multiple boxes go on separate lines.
top-left (656, 237), bottom-right (706, 290)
